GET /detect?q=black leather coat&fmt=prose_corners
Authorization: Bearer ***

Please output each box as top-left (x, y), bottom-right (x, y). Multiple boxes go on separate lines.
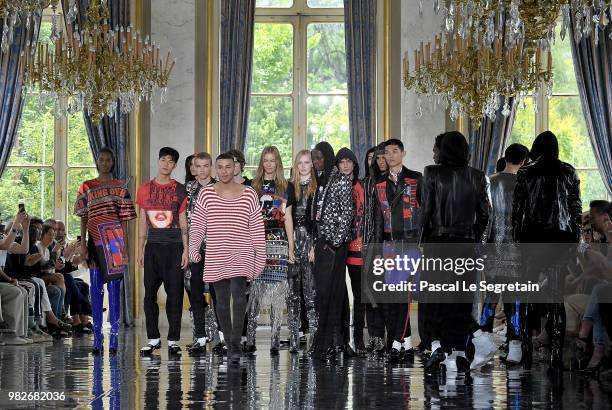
top-left (421, 164), bottom-right (490, 243)
top-left (512, 157), bottom-right (582, 243)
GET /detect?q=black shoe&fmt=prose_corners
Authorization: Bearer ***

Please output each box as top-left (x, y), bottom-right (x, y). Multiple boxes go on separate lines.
top-left (324, 346), bottom-right (337, 362)
top-left (243, 344), bottom-right (256, 355)
top-left (0, 320), bottom-right (13, 333)
top-left (337, 344), bottom-right (356, 358)
top-left (168, 344), bottom-right (182, 356)
top-left (188, 342), bottom-right (207, 355)
top-left (230, 352), bottom-right (241, 365)
top-left (389, 348), bottom-right (400, 362)
top-left (213, 342), bottom-right (227, 356)
top-left (456, 355), bottom-right (471, 373)
top-left (270, 347), bottom-right (280, 355)
top-left (550, 348), bottom-right (564, 372)
top-left (424, 348), bottom-right (446, 372)
top-left (402, 348), bottom-right (415, 362)
top-left (140, 341), bottom-right (162, 356)
top-left (73, 324), bottom-right (93, 334)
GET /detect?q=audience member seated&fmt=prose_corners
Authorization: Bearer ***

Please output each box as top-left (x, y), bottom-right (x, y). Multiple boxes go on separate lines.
top-left (0, 211), bottom-right (31, 345)
top-left (5, 218), bottom-right (71, 337)
top-left (53, 220), bottom-right (92, 333)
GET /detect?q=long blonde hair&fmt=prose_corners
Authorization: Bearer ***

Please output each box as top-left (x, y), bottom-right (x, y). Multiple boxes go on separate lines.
top-left (252, 146), bottom-right (288, 195)
top-left (291, 149), bottom-right (317, 201)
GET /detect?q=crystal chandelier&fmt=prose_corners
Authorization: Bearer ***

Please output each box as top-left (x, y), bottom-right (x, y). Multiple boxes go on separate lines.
top-left (20, 0), bottom-right (175, 122)
top-left (0, 0), bottom-right (59, 52)
top-left (428, 0), bottom-right (612, 47)
top-left (403, 24), bottom-right (553, 126)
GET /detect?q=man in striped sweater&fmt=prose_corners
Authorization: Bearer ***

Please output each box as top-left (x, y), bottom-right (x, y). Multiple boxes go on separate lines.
top-left (189, 153), bottom-right (266, 365)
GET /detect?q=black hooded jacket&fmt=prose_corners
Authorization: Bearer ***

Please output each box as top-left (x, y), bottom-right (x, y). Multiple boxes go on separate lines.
top-left (311, 142), bottom-right (354, 248)
top-left (363, 143), bottom-right (386, 245)
top-left (421, 132), bottom-right (490, 243)
top-left (512, 131), bottom-right (582, 243)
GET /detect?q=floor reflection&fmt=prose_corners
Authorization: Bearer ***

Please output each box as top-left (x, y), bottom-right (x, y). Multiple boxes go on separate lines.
top-left (0, 326), bottom-right (612, 408)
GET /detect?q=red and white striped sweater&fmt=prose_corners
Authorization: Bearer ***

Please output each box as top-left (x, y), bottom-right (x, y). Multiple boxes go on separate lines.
top-left (188, 185), bottom-right (266, 283)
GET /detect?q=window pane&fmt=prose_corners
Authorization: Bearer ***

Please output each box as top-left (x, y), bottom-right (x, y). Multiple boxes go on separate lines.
top-left (551, 24), bottom-right (578, 94)
top-left (308, 0), bottom-right (343, 7)
top-left (252, 23), bottom-right (294, 94)
top-left (38, 21), bottom-right (53, 47)
top-left (66, 168), bottom-right (98, 239)
top-left (307, 95), bottom-right (349, 150)
top-left (256, 0), bottom-right (292, 7)
top-left (509, 98), bottom-right (536, 148)
top-left (67, 113), bottom-right (94, 166)
top-left (9, 94), bottom-right (54, 166)
top-left (246, 96), bottom-right (293, 167)
top-left (0, 168), bottom-right (54, 221)
top-left (549, 96), bottom-right (597, 168)
top-left (307, 23), bottom-right (347, 93)
top-left (577, 170), bottom-right (609, 211)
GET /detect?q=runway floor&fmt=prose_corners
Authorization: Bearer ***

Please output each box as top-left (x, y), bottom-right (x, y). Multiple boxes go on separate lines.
top-left (0, 322), bottom-right (611, 409)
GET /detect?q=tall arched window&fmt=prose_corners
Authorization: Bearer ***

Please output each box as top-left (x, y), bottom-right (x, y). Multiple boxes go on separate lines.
top-left (509, 23), bottom-right (609, 209)
top-left (0, 12), bottom-right (96, 237)
top-left (244, 0), bottom-right (349, 174)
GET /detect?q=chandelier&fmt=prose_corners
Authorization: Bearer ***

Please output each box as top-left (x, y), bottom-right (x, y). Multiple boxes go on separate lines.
top-left (0, 0), bottom-right (59, 52)
top-left (403, 26), bottom-right (553, 126)
top-left (428, 0), bottom-right (612, 46)
top-left (20, 0), bottom-right (175, 122)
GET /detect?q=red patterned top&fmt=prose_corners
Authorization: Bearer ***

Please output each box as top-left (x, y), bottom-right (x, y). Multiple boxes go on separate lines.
top-left (74, 179), bottom-right (137, 243)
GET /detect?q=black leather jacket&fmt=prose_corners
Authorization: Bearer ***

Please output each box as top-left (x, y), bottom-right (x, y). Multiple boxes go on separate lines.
top-left (512, 157), bottom-right (582, 243)
top-left (421, 164), bottom-right (490, 243)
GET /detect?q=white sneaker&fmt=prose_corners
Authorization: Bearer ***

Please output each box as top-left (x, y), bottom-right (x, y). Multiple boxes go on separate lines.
top-left (442, 351), bottom-right (470, 373)
top-left (471, 331), bottom-right (496, 370)
top-left (3, 336), bottom-right (31, 345)
top-left (441, 352), bottom-right (456, 372)
top-left (506, 340), bottom-right (522, 364)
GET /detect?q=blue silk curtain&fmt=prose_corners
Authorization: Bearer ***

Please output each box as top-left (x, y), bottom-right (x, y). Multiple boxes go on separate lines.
top-left (468, 97), bottom-right (517, 175)
top-left (344, 0), bottom-right (377, 174)
top-left (219, 0), bottom-right (256, 153)
top-left (0, 14), bottom-right (42, 176)
top-left (570, 19), bottom-right (612, 195)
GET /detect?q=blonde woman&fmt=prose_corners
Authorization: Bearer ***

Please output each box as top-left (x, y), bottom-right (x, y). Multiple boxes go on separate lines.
top-left (245, 146), bottom-right (296, 355)
top-left (286, 149), bottom-right (318, 352)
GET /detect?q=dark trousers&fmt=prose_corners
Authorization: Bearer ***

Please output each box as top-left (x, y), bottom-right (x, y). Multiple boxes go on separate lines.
top-left (212, 277), bottom-right (247, 354)
top-left (313, 240), bottom-right (348, 354)
top-left (383, 303), bottom-right (410, 343)
top-left (422, 236), bottom-right (478, 352)
top-left (504, 302), bottom-right (528, 342)
top-left (63, 273), bottom-right (85, 315)
top-left (347, 263), bottom-right (366, 346)
top-left (209, 283), bottom-right (248, 339)
top-left (143, 242), bottom-right (184, 340)
top-left (366, 304), bottom-right (385, 338)
top-left (188, 261), bottom-right (207, 339)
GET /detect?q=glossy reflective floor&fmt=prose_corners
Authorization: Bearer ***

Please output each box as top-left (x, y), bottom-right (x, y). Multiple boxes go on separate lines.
top-left (1, 323), bottom-right (612, 409)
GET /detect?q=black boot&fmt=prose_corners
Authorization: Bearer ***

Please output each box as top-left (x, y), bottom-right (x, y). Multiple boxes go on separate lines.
top-left (547, 302), bottom-right (566, 372)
